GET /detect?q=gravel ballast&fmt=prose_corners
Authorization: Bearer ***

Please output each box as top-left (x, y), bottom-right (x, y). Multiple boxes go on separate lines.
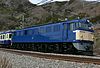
top-left (0, 51), bottom-right (100, 68)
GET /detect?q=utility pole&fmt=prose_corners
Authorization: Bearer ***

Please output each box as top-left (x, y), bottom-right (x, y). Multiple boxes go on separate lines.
top-left (82, 0), bottom-right (85, 9)
top-left (19, 13), bottom-right (25, 29)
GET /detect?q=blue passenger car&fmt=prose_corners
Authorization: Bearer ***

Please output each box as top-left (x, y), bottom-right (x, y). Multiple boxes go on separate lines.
top-left (0, 30), bottom-right (14, 47)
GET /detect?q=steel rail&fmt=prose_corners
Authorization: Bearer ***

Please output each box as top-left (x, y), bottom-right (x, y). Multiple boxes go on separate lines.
top-left (0, 48), bottom-right (100, 65)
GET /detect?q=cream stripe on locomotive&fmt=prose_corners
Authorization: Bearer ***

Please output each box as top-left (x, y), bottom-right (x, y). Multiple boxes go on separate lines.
top-left (73, 30), bottom-right (94, 41)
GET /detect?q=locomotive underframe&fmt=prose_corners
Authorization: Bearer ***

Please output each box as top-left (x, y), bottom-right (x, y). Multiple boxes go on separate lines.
top-left (5, 42), bottom-right (93, 55)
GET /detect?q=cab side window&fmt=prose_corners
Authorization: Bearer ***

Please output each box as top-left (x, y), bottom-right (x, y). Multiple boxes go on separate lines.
top-left (70, 23), bottom-right (75, 31)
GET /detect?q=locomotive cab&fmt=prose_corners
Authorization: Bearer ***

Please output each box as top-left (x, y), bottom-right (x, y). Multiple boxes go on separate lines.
top-left (68, 19), bottom-right (94, 55)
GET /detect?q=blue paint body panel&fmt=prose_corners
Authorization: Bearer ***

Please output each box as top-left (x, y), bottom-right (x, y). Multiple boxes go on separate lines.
top-left (12, 19), bottom-right (94, 43)
top-left (0, 40), bottom-right (11, 45)
top-left (12, 22), bottom-right (67, 43)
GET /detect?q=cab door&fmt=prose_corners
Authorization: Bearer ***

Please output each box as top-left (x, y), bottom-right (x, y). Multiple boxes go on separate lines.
top-left (67, 22), bottom-right (76, 41)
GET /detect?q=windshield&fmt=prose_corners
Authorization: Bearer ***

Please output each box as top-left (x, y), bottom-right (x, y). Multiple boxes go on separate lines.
top-left (70, 22), bottom-right (89, 30)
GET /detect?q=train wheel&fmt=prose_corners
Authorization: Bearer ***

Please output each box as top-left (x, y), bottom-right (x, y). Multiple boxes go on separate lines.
top-left (32, 43), bottom-right (35, 51)
top-left (35, 43), bottom-right (39, 51)
top-left (27, 43), bottom-right (32, 51)
top-left (44, 43), bottom-right (47, 53)
top-left (61, 43), bottom-right (76, 54)
top-left (53, 43), bottom-right (60, 53)
top-left (21, 43), bottom-right (24, 50)
top-left (37, 43), bottom-right (42, 52)
top-left (48, 43), bottom-right (54, 53)
top-left (40, 43), bottom-right (45, 52)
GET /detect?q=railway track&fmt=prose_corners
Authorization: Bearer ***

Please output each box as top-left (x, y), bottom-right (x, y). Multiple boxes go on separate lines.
top-left (0, 48), bottom-right (100, 65)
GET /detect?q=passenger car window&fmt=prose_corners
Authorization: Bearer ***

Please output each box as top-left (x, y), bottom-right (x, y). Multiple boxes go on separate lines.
top-left (0, 35), bottom-right (1, 39)
top-left (9, 34), bottom-right (12, 38)
top-left (3, 35), bottom-right (5, 39)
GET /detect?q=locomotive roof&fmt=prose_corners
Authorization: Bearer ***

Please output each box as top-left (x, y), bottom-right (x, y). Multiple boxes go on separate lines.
top-left (25, 19), bottom-right (88, 27)
top-left (15, 19), bottom-right (92, 31)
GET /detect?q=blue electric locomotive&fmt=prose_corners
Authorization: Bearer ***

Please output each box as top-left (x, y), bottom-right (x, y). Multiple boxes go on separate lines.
top-left (11, 19), bottom-right (94, 55)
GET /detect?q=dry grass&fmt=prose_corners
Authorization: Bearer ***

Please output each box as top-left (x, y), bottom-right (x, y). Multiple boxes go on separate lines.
top-left (0, 57), bottom-right (12, 68)
top-left (94, 30), bottom-right (100, 55)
